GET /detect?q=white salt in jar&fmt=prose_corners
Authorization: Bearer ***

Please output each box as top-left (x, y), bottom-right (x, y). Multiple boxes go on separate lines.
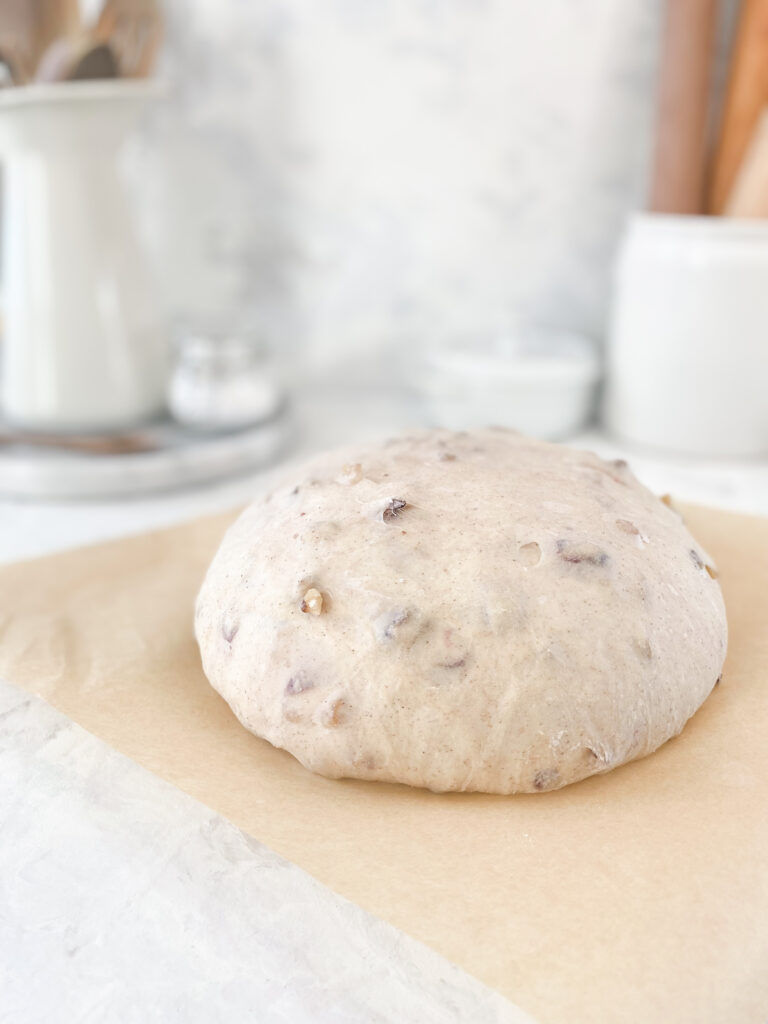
top-left (168, 333), bottom-right (282, 430)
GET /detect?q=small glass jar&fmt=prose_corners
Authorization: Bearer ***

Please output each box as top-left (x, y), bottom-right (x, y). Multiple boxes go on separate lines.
top-left (168, 330), bottom-right (283, 431)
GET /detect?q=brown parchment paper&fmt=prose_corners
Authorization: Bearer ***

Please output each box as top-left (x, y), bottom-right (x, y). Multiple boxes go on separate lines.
top-left (2, 504), bottom-right (767, 1024)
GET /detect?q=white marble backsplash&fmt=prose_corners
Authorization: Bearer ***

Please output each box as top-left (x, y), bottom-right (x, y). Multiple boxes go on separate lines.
top-left (125, 0), bottom-right (737, 363)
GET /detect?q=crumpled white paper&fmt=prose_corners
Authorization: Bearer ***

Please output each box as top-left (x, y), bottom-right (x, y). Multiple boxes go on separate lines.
top-left (0, 680), bottom-right (533, 1024)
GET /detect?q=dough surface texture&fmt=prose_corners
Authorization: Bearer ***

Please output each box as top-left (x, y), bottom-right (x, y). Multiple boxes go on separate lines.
top-left (195, 429), bottom-right (727, 794)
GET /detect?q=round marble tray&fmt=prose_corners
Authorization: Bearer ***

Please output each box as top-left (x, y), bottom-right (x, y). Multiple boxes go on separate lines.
top-left (0, 412), bottom-right (291, 499)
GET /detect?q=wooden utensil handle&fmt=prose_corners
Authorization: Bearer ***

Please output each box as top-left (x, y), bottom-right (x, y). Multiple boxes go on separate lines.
top-left (708, 0), bottom-right (768, 214)
top-left (650, 0), bottom-right (718, 214)
top-left (724, 107), bottom-right (768, 216)
top-left (0, 431), bottom-right (157, 455)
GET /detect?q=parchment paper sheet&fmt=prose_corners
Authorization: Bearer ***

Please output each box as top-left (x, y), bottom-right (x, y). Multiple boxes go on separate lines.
top-left (2, 504), bottom-right (767, 1024)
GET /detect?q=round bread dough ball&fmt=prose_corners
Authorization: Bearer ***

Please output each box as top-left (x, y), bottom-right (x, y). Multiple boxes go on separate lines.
top-left (195, 429), bottom-right (727, 794)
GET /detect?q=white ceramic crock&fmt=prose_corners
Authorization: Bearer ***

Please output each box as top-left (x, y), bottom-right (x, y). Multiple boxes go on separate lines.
top-left (604, 213), bottom-right (768, 457)
top-left (0, 81), bottom-right (168, 431)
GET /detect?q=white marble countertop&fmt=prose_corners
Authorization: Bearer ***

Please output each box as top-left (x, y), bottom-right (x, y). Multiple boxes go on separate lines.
top-left (1, 387), bottom-right (766, 1022)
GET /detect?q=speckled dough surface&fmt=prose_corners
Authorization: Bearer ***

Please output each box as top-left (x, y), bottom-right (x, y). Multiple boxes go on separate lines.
top-left (195, 429), bottom-right (727, 794)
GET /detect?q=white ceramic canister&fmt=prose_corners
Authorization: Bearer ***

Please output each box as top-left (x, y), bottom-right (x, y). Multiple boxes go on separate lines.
top-left (0, 81), bottom-right (168, 431)
top-left (604, 212), bottom-right (768, 457)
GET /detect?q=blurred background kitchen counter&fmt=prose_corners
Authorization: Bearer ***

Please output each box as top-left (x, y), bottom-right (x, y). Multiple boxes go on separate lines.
top-left (2, 377), bottom-right (766, 565)
top-left (0, 0), bottom-right (766, 557)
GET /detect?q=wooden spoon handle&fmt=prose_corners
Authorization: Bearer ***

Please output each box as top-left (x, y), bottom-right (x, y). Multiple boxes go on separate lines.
top-left (94, 0), bottom-right (162, 79)
top-left (649, 0), bottom-right (718, 214)
top-left (708, 0), bottom-right (768, 214)
top-left (0, 431), bottom-right (157, 455)
top-left (724, 106), bottom-right (768, 216)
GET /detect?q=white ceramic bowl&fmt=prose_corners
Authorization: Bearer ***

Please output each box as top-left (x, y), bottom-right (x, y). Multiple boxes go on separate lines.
top-left (416, 328), bottom-right (600, 440)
